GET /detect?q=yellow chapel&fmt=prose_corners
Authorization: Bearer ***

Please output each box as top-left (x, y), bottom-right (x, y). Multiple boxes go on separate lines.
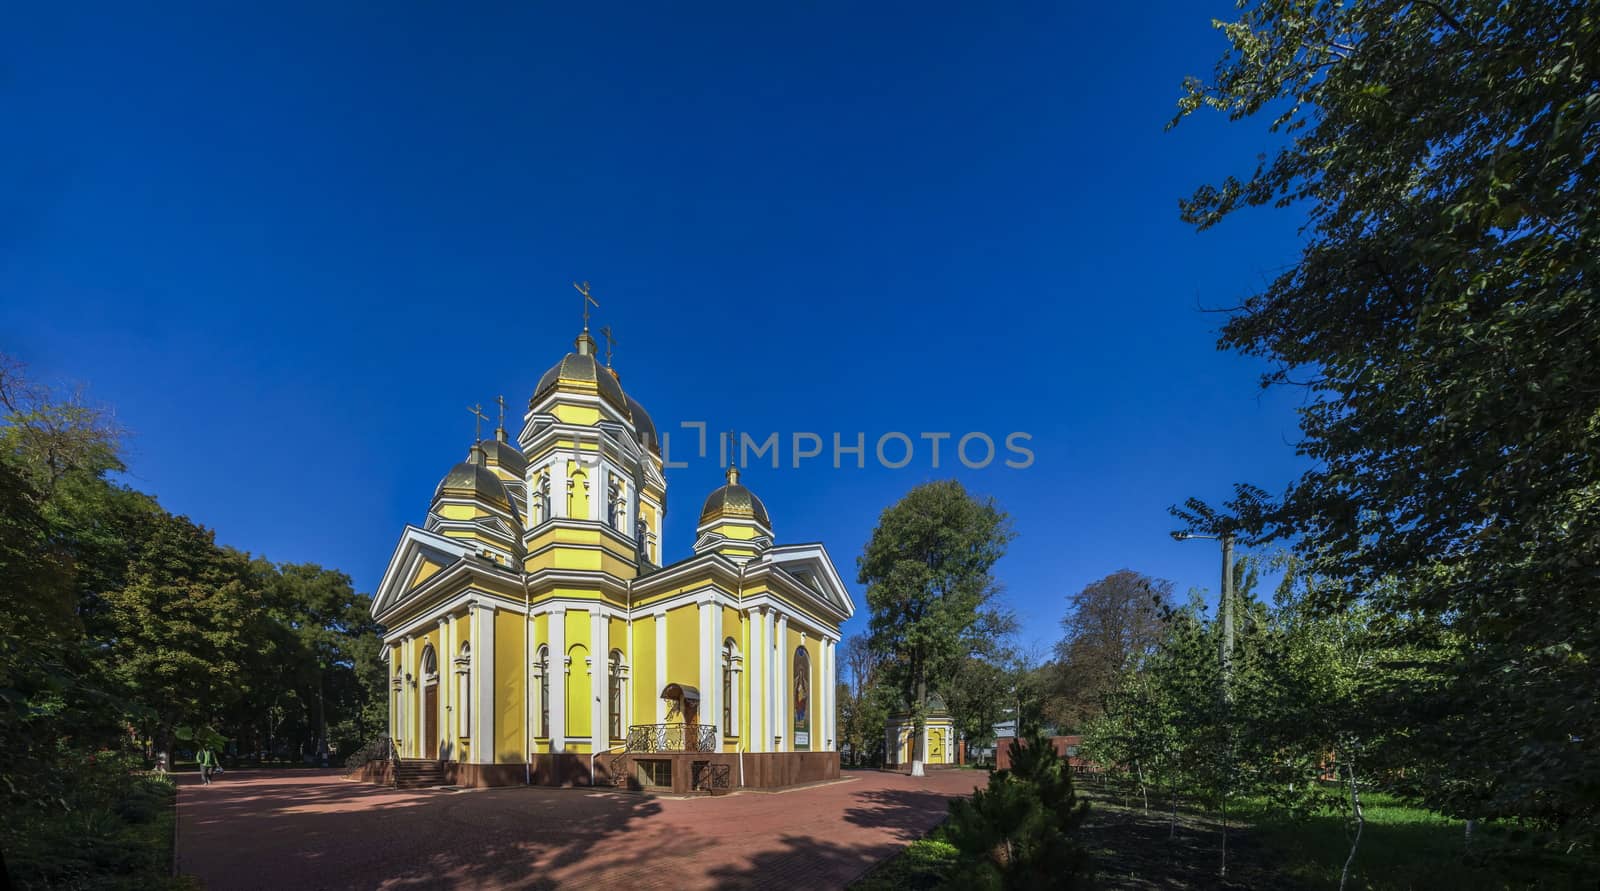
top-left (368, 325), bottom-right (853, 791)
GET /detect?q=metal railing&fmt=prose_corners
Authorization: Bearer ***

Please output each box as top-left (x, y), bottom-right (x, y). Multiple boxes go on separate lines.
top-left (626, 723), bottom-right (719, 753)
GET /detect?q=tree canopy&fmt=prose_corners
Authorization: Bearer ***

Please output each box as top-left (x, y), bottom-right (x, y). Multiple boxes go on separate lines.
top-left (1172, 0), bottom-right (1599, 844)
top-left (859, 480), bottom-right (1013, 768)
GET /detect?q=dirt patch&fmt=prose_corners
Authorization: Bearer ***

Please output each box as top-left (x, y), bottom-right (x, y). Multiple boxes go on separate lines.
top-left (1078, 788), bottom-right (1302, 890)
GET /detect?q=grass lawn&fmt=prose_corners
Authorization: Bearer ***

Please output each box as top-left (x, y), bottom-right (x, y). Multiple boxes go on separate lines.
top-left (851, 831), bottom-right (959, 891)
top-left (1237, 792), bottom-right (1600, 890)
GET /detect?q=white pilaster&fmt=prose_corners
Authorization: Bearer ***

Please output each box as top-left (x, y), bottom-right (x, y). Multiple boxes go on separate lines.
top-left (697, 599), bottom-right (714, 733)
top-left (710, 603), bottom-right (724, 738)
top-left (746, 610), bottom-right (764, 752)
top-left (438, 617), bottom-right (451, 757)
top-left (592, 610), bottom-right (608, 750)
top-left (549, 606), bottom-right (567, 752)
top-left (654, 609), bottom-right (668, 723)
top-left (403, 636), bottom-right (417, 756)
top-left (832, 639), bottom-right (844, 751)
top-left (774, 613), bottom-right (789, 752)
top-left (763, 609), bottom-right (776, 752)
top-left (550, 459), bottom-right (568, 519)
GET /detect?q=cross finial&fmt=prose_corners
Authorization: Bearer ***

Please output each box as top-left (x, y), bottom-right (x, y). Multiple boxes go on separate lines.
top-left (468, 403), bottom-right (489, 441)
top-left (574, 281), bottom-right (599, 330)
top-left (723, 428), bottom-right (739, 472)
top-left (599, 325), bottom-right (617, 367)
top-left (495, 394), bottom-right (507, 432)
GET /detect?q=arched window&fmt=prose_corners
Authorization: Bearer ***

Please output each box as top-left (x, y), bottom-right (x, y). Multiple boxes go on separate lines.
top-left (421, 644), bottom-right (438, 680)
top-left (537, 645), bottom-right (550, 739)
top-left (456, 641), bottom-right (471, 739)
top-left (722, 638), bottom-right (741, 738)
top-left (793, 646), bottom-right (811, 750)
top-left (608, 650), bottom-right (625, 739)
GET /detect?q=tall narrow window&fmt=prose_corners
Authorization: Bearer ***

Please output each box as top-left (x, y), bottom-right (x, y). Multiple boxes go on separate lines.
top-left (608, 650), bottom-right (624, 739)
top-left (538, 645), bottom-right (550, 738)
top-left (793, 646), bottom-right (811, 750)
top-left (457, 642), bottom-right (471, 739)
top-left (721, 638), bottom-right (740, 738)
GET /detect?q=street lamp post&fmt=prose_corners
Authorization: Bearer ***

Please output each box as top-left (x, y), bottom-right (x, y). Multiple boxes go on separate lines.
top-left (1171, 530), bottom-right (1236, 694)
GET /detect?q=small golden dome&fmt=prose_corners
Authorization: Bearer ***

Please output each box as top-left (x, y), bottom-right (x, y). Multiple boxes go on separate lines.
top-left (478, 432), bottom-right (527, 477)
top-left (699, 466), bottom-right (771, 527)
top-left (434, 448), bottom-right (514, 513)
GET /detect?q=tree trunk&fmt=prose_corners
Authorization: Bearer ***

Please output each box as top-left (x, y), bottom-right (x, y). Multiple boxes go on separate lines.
top-left (911, 676), bottom-right (927, 778)
top-left (1135, 759), bottom-right (1149, 813)
top-left (1219, 793), bottom-right (1228, 879)
top-left (1340, 761), bottom-right (1365, 891)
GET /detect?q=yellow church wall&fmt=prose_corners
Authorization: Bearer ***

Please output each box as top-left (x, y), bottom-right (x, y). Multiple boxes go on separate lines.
top-left (494, 609), bottom-right (526, 762)
top-left (565, 610), bottom-right (592, 740)
top-left (567, 463), bottom-right (590, 518)
top-left (631, 614), bottom-right (656, 726)
top-left (716, 523), bottom-right (759, 541)
top-left (783, 625), bottom-right (821, 751)
top-left (632, 575), bottom-right (720, 610)
top-left (450, 612), bottom-right (469, 758)
top-left (609, 616), bottom-right (628, 659)
top-left (646, 506), bottom-right (659, 563)
top-left (439, 503), bottom-right (477, 521)
top-left (411, 559), bottom-right (443, 588)
top-left (664, 605), bottom-right (698, 709)
top-left (552, 404), bottom-right (601, 426)
top-left (532, 613), bottom-right (550, 745)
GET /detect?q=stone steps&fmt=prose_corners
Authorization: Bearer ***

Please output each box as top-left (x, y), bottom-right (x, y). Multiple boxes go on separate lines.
top-left (394, 759), bottom-right (446, 789)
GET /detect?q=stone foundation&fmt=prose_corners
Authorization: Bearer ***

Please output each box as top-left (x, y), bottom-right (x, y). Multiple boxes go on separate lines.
top-left (355, 751), bottom-right (839, 792)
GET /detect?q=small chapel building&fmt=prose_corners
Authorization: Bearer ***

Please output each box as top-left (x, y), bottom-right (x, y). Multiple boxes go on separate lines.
top-left (368, 327), bottom-right (853, 791)
top-left (885, 694), bottom-right (958, 769)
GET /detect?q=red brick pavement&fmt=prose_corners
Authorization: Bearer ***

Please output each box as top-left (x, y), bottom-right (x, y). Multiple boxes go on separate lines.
top-left (175, 767), bottom-right (984, 889)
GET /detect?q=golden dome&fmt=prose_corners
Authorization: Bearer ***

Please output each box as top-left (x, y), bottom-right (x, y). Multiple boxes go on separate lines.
top-left (699, 466), bottom-right (770, 527)
top-left (434, 447), bottom-right (514, 513)
top-left (532, 332), bottom-right (630, 416)
top-left (478, 432), bottom-right (527, 477)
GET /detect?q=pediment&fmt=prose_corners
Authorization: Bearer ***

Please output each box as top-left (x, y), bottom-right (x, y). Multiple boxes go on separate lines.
top-left (372, 526), bottom-right (473, 620)
top-left (763, 543), bottom-right (855, 620)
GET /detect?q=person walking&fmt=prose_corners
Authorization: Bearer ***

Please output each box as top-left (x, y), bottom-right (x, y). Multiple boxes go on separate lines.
top-left (199, 745), bottom-right (219, 785)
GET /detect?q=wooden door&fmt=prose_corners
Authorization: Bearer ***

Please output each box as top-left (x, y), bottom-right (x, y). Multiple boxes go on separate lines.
top-left (930, 730), bottom-right (944, 763)
top-left (424, 684), bottom-right (439, 759)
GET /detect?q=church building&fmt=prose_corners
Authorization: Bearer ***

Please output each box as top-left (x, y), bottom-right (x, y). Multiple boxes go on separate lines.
top-left (368, 322), bottom-right (854, 791)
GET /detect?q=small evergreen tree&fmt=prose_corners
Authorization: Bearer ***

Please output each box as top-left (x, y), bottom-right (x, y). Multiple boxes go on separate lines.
top-left (944, 729), bottom-right (1091, 888)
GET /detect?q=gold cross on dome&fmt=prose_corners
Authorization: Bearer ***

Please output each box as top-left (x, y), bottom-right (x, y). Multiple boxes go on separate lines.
top-left (574, 281), bottom-right (599, 330)
top-left (468, 403), bottom-right (489, 441)
top-left (495, 394), bottom-right (507, 429)
top-left (599, 325), bottom-right (617, 367)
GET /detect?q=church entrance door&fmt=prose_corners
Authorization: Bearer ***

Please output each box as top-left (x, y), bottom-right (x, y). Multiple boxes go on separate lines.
top-left (424, 684), bottom-right (439, 760)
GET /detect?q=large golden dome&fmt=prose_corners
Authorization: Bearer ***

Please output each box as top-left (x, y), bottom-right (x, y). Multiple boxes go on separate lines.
top-left (531, 331), bottom-right (630, 415)
top-left (699, 466), bottom-right (770, 527)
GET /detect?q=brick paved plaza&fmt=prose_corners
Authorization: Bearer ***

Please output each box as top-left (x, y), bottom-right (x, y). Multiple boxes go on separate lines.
top-left (175, 768), bottom-right (985, 889)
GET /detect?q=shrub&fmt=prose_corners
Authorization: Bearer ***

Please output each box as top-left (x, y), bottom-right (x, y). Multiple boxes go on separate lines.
top-left (943, 730), bottom-right (1091, 889)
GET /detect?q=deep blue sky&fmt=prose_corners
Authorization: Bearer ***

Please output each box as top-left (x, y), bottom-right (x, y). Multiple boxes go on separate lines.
top-left (2, 2), bottom-right (1310, 653)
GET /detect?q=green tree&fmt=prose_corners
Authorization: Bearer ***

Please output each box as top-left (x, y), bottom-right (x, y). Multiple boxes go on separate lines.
top-left (1173, 0), bottom-right (1599, 839)
top-left (944, 728), bottom-right (1091, 889)
top-left (1048, 569), bottom-right (1173, 729)
top-left (102, 512), bottom-right (268, 764)
top-left (859, 480), bottom-right (1013, 776)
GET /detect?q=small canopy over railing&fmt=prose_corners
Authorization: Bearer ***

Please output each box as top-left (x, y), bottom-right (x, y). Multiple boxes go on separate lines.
top-left (627, 723), bottom-right (718, 753)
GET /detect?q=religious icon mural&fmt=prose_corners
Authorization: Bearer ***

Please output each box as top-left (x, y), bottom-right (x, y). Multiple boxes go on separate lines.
top-left (793, 646), bottom-right (810, 749)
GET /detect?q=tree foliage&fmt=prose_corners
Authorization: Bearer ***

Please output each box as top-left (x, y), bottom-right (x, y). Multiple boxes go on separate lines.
top-left (1173, 0), bottom-right (1600, 841)
top-left (859, 480), bottom-right (1013, 764)
top-left (945, 728), bottom-right (1091, 889)
top-left (1047, 569), bottom-right (1173, 729)
top-left (0, 354), bottom-right (386, 885)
